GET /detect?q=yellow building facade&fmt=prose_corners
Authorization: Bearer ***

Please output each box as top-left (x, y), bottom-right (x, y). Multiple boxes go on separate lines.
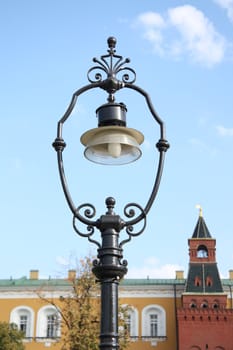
top-left (1, 214), bottom-right (233, 349)
top-left (0, 268), bottom-right (232, 350)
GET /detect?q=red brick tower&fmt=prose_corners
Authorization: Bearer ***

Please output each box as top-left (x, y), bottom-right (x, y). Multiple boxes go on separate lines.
top-left (177, 208), bottom-right (233, 350)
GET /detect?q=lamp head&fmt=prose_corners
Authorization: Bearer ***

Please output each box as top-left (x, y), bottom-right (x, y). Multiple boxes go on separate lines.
top-left (80, 102), bottom-right (144, 165)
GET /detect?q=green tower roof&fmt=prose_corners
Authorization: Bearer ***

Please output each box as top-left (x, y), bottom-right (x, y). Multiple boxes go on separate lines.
top-left (192, 215), bottom-right (212, 238)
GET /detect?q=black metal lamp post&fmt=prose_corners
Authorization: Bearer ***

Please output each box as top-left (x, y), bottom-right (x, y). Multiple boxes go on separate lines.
top-left (53, 37), bottom-right (169, 350)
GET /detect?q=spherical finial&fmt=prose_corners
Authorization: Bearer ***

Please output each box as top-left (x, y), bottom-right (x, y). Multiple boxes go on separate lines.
top-left (106, 197), bottom-right (116, 207)
top-left (105, 197), bottom-right (116, 215)
top-left (107, 37), bottom-right (117, 50)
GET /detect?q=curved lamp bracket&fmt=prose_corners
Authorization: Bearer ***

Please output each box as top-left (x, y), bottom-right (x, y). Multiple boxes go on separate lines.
top-left (52, 37), bottom-right (169, 247)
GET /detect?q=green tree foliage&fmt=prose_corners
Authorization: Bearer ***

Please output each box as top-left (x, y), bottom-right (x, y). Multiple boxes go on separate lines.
top-left (0, 322), bottom-right (25, 350)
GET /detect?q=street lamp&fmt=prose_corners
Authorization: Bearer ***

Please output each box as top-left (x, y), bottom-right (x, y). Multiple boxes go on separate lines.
top-left (53, 37), bottom-right (169, 350)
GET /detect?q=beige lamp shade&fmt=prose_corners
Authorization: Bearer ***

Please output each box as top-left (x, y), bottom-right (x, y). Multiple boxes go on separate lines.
top-left (80, 125), bottom-right (144, 165)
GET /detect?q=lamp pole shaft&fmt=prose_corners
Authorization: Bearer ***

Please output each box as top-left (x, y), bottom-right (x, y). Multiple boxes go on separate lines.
top-left (92, 198), bottom-right (127, 350)
top-left (100, 279), bottom-right (119, 350)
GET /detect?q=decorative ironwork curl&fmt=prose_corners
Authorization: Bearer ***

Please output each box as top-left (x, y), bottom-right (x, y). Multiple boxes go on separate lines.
top-left (117, 67), bottom-right (136, 84)
top-left (93, 259), bottom-right (100, 267)
top-left (120, 203), bottom-right (147, 248)
top-left (87, 37), bottom-right (136, 93)
top-left (87, 66), bottom-right (108, 83)
top-left (120, 259), bottom-right (128, 267)
top-left (76, 203), bottom-right (96, 220)
top-left (123, 202), bottom-right (145, 221)
top-left (125, 215), bottom-right (146, 237)
top-left (72, 204), bottom-right (101, 248)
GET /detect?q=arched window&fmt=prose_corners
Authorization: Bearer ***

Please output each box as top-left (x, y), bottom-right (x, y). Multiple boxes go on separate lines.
top-left (206, 276), bottom-right (213, 287)
top-left (36, 306), bottom-right (61, 340)
top-left (195, 276), bottom-right (202, 287)
top-left (10, 306), bottom-right (34, 338)
top-left (201, 300), bottom-right (208, 309)
top-left (213, 300), bottom-right (219, 309)
top-left (142, 305), bottom-right (166, 338)
top-left (190, 299), bottom-right (197, 309)
top-left (126, 307), bottom-right (138, 338)
top-left (120, 305), bottom-right (138, 339)
top-left (197, 245), bottom-right (208, 258)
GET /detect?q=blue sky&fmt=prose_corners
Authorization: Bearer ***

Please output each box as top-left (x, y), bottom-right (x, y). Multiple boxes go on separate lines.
top-left (1, 0), bottom-right (233, 280)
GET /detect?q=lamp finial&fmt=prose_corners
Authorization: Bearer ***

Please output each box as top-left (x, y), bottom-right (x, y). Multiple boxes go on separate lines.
top-left (107, 37), bottom-right (117, 50)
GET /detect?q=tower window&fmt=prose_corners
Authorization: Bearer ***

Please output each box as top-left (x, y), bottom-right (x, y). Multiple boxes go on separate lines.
top-left (213, 300), bottom-right (219, 309)
top-left (190, 299), bottom-right (197, 308)
top-left (197, 245), bottom-right (208, 258)
top-left (206, 276), bottom-right (213, 287)
top-left (201, 301), bottom-right (208, 309)
top-left (195, 276), bottom-right (202, 287)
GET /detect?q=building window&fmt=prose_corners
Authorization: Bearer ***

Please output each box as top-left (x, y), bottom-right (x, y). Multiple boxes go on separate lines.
top-left (19, 315), bottom-right (28, 335)
top-left (206, 276), bottom-right (213, 287)
top-left (190, 300), bottom-right (197, 308)
top-left (195, 276), bottom-right (202, 287)
top-left (36, 306), bottom-right (60, 340)
top-left (142, 305), bottom-right (166, 338)
top-left (47, 314), bottom-right (58, 338)
top-left (121, 306), bottom-right (138, 339)
top-left (10, 306), bottom-right (34, 339)
top-left (197, 245), bottom-right (208, 258)
top-left (125, 314), bottom-right (131, 335)
top-left (201, 301), bottom-right (208, 309)
top-left (150, 314), bottom-right (158, 337)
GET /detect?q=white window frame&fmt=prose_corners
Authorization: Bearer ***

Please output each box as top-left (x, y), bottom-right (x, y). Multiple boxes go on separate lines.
top-left (36, 305), bottom-right (61, 340)
top-left (126, 306), bottom-right (139, 338)
top-left (150, 314), bottom-right (158, 337)
top-left (10, 306), bottom-right (34, 339)
top-left (142, 305), bottom-right (166, 338)
top-left (19, 315), bottom-right (28, 334)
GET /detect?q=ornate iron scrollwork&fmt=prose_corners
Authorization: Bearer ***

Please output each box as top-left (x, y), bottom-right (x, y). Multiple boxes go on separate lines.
top-left (87, 37), bottom-right (136, 101)
top-left (72, 203), bottom-right (100, 248)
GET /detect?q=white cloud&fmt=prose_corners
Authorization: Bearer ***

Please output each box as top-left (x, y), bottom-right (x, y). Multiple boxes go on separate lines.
top-left (216, 125), bottom-right (233, 136)
top-left (137, 12), bottom-right (165, 55)
top-left (168, 5), bottom-right (226, 66)
top-left (135, 5), bottom-right (226, 67)
top-left (214, 0), bottom-right (233, 22)
top-left (127, 257), bottom-right (184, 278)
top-left (137, 12), bottom-right (165, 28)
